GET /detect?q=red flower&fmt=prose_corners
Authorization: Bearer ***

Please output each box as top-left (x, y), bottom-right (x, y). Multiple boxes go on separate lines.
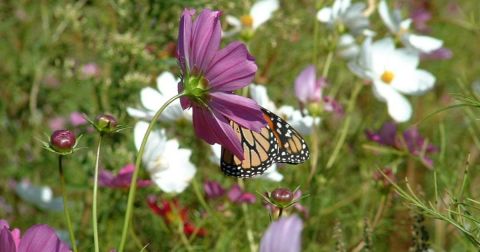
top-left (147, 196), bottom-right (206, 237)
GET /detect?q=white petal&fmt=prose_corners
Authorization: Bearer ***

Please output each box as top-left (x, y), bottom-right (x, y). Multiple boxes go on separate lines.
top-left (406, 34), bottom-right (443, 53)
top-left (151, 146), bottom-right (196, 193)
top-left (156, 71), bottom-right (179, 97)
top-left (259, 164), bottom-right (283, 182)
top-left (251, 0), bottom-right (279, 29)
top-left (226, 15), bottom-right (242, 27)
top-left (317, 7), bottom-right (333, 23)
top-left (347, 37), bottom-right (373, 79)
top-left (127, 107), bottom-right (152, 120)
top-left (140, 87), bottom-right (163, 111)
top-left (249, 84), bottom-right (277, 111)
top-left (373, 82), bottom-right (412, 122)
top-left (210, 144), bottom-right (222, 163)
top-left (337, 34), bottom-right (359, 59)
top-left (278, 106), bottom-right (320, 135)
top-left (400, 19), bottom-right (412, 30)
top-left (378, 0), bottom-right (399, 33)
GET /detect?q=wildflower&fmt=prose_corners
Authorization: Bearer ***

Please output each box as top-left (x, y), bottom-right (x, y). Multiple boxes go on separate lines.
top-left (259, 215), bottom-right (303, 252)
top-left (378, 0), bottom-right (442, 53)
top-left (209, 144), bottom-right (284, 181)
top-left (49, 117), bottom-right (66, 131)
top-left (366, 123), bottom-right (438, 168)
top-left (420, 47), bottom-right (453, 61)
top-left (316, 0), bottom-right (370, 35)
top-left (80, 62), bottom-right (100, 77)
top-left (227, 184), bottom-right (256, 204)
top-left (99, 164), bottom-right (152, 189)
top-left (294, 65), bottom-right (326, 106)
top-left (14, 181), bottom-right (63, 212)
top-left (337, 34), bottom-right (360, 59)
top-left (224, 0), bottom-right (279, 38)
top-left (69, 112), bottom-right (87, 127)
top-left (0, 220), bottom-right (70, 252)
top-left (147, 196), bottom-right (206, 237)
top-left (203, 180), bottom-right (225, 199)
top-left (348, 37), bottom-right (435, 122)
top-left (127, 71), bottom-right (191, 122)
top-left (134, 122), bottom-right (196, 193)
top-left (177, 9), bottom-right (266, 160)
top-left (271, 188), bottom-right (293, 204)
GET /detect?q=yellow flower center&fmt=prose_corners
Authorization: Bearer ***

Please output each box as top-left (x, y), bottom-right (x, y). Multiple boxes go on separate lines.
top-left (240, 15), bottom-right (253, 28)
top-left (381, 70), bottom-right (395, 84)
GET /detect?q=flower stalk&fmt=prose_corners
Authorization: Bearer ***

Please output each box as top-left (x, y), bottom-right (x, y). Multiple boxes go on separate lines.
top-left (118, 92), bottom-right (185, 252)
top-left (92, 134), bottom-right (103, 252)
top-left (58, 156), bottom-right (78, 252)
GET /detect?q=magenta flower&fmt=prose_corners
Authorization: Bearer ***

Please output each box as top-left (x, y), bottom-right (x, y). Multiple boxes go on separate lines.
top-left (366, 123), bottom-right (438, 168)
top-left (99, 164), bottom-right (152, 189)
top-left (0, 220), bottom-right (70, 252)
top-left (294, 65), bottom-right (326, 105)
top-left (259, 215), bottom-right (303, 252)
top-left (176, 9), bottom-right (266, 159)
top-left (203, 180), bottom-right (225, 199)
top-left (227, 184), bottom-right (256, 204)
top-left (69, 112), bottom-right (87, 127)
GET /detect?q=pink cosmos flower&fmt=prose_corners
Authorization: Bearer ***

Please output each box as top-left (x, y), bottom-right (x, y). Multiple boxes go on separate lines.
top-left (259, 215), bottom-right (303, 252)
top-left (69, 112), bottom-right (87, 127)
top-left (227, 184), bottom-right (256, 204)
top-left (81, 63), bottom-right (100, 77)
top-left (99, 164), bottom-right (152, 189)
top-left (0, 220), bottom-right (70, 252)
top-left (176, 9), bottom-right (266, 159)
top-left (294, 65), bottom-right (326, 105)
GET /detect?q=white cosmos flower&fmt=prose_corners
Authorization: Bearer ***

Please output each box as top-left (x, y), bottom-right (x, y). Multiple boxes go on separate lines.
top-left (317, 0), bottom-right (370, 35)
top-left (378, 0), bottom-right (442, 53)
top-left (337, 33), bottom-right (360, 59)
top-left (348, 37), bottom-right (435, 122)
top-left (210, 144), bottom-right (283, 182)
top-left (134, 121), bottom-right (196, 193)
top-left (224, 0), bottom-right (279, 37)
top-left (250, 84), bottom-right (320, 135)
top-left (127, 71), bottom-right (191, 122)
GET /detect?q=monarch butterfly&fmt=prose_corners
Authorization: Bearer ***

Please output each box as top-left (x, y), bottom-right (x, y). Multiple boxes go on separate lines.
top-left (220, 108), bottom-right (309, 178)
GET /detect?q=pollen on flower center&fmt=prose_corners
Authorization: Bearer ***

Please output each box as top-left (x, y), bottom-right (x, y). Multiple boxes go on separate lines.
top-left (381, 70), bottom-right (395, 84)
top-left (240, 15), bottom-right (253, 28)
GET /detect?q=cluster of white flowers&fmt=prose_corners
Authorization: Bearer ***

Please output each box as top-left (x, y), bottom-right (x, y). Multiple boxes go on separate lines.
top-left (318, 0), bottom-right (443, 122)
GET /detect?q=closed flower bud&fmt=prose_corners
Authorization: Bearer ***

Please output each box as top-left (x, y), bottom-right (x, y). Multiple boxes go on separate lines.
top-left (271, 188), bottom-right (293, 205)
top-left (95, 114), bottom-right (118, 133)
top-left (50, 130), bottom-right (76, 153)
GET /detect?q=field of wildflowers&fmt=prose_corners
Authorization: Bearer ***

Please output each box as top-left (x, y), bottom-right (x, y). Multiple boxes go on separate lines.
top-left (2, 0), bottom-right (480, 251)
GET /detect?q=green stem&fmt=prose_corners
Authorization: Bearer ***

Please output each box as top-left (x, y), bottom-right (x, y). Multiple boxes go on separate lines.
top-left (58, 156), bottom-right (78, 252)
top-left (326, 84), bottom-right (362, 169)
top-left (238, 179), bottom-right (256, 252)
top-left (118, 93), bottom-right (185, 252)
top-left (92, 135), bottom-right (103, 252)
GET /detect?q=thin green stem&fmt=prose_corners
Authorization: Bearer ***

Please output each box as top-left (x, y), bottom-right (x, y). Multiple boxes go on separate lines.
top-left (58, 156), bottom-right (78, 252)
top-left (238, 179), bottom-right (256, 252)
top-left (326, 84), bottom-right (362, 169)
top-left (92, 135), bottom-right (103, 252)
top-left (118, 92), bottom-right (185, 252)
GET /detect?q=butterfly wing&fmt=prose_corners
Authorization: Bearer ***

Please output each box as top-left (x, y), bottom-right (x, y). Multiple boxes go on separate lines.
top-left (220, 108), bottom-right (309, 178)
top-left (262, 108), bottom-right (310, 164)
top-left (220, 120), bottom-right (279, 177)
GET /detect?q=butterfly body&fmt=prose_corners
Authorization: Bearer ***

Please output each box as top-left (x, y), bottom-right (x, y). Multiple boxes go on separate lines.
top-left (220, 108), bottom-right (309, 178)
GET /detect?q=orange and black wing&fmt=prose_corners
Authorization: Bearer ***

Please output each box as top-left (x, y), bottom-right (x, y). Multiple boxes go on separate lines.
top-left (220, 107), bottom-right (309, 178)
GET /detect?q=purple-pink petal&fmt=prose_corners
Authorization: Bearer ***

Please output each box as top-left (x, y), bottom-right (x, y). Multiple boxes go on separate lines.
top-left (209, 92), bottom-right (265, 132)
top-left (190, 9), bottom-right (222, 73)
top-left (295, 65), bottom-right (317, 104)
top-left (227, 184), bottom-right (256, 204)
top-left (260, 215), bottom-right (303, 252)
top-left (177, 9), bottom-right (195, 72)
top-left (0, 226), bottom-right (16, 252)
top-left (99, 164), bottom-right (151, 189)
top-left (18, 224), bottom-right (70, 252)
top-left (366, 123), bottom-right (397, 147)
top-left (192, 106), bottom-right (244, 159)
top-left (420, 47), bottom-right (453, 60)
top-left (206, 42), bottom-right (257, 92)
top-left (203, 180), bottom-right (225, 199)
top-left (69, 112), bottom-right (87, 127)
